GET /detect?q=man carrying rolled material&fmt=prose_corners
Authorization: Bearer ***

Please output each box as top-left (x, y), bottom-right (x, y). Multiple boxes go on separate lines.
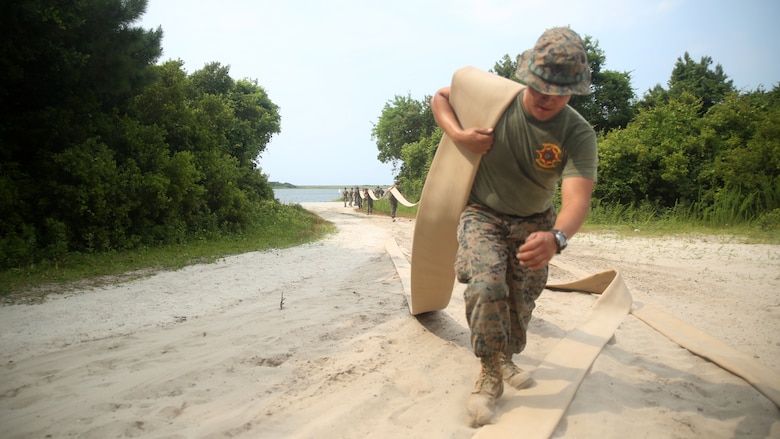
top-left (430, 27), bottom-right (598, 426)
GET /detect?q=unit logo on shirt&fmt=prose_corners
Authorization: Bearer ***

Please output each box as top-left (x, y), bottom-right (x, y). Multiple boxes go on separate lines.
top-left (535, 143), bottom-right (562, 169)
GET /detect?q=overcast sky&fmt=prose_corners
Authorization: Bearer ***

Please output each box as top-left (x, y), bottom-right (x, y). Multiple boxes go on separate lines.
top-left (138, 0), bottom-right (780, 186)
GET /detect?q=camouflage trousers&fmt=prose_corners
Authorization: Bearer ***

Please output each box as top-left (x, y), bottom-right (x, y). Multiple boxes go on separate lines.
top-left (456, 203), bottom-right (555, 358)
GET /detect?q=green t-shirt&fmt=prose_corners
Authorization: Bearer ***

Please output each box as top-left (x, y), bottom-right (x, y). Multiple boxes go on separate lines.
top-left (469, 90), bottom-right (598, 216)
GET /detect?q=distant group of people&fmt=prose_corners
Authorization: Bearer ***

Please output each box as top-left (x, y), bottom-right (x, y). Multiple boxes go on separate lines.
top-left (341, 184), bottom-right (399, 220)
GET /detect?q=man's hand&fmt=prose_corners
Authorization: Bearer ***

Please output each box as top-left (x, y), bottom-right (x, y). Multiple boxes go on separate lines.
top-left (454, 127), bottom-right (494, 155)
top-left (516, 231), bottom-right (557, 270)
top-left (432, 86), bottom-right (494, 155)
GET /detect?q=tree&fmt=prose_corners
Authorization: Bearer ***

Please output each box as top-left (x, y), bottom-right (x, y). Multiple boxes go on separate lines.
top-left (595, 92), bottom-right (705, 207)
top-left (371, 94), bottom-right (436, 169)
top-left (396, 131), bottom-right (442, 200)
top-left (191, 62), bottom-right (235, 95)
top-left (569, 37), bottom-right (634, 133)
top-left (707, 88), bottom-right (780, 217)
top-left (228, 78), bottom-right (282, 167)
top-left (0, 1), bottom-right (283, 269)
top-left (490, 54), bottom-right (518, 80)
top-left (0, 0), bottom-right (164, 266)
top-left (637, 84), bottom-right (668, 111)
top-left (128, 61), bottom-right (279, 234)
top-left (0, 0), bottom-right (163, 161)
top-left (669, 53), bottom-right (734, 113)
top-left (639, 52), bottom-right (735, 114)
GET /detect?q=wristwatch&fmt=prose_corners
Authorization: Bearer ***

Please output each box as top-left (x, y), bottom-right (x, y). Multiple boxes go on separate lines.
top-left (551, 229), bottom-right (568, 253)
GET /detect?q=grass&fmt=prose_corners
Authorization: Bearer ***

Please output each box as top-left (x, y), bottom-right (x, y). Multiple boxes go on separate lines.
top-left (358, 197), bottom-right (419, 219)
top-left (0, 203), bottom-right (336, 304)
top-left (586, 201), bottom-right (780, 243)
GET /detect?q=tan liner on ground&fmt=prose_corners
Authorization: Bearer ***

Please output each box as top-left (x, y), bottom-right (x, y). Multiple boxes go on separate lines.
top-left (388, 237), bottom-right (779, 437)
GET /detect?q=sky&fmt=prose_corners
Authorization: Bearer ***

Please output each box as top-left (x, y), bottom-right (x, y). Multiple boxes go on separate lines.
top-left (138, 0), bottom-right (780, 186)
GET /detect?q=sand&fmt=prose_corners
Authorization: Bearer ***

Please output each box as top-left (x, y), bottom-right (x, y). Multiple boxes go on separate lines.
top-left (0, 201), bottom-right (778, 438)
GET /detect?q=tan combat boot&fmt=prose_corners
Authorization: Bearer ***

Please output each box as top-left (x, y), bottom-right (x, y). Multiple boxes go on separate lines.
top-left (499, 352), bottom-right (533, 390)
top-left (467, 354), bottom-right (503, 427)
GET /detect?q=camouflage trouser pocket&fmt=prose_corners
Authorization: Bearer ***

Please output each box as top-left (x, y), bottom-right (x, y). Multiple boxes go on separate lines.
top-left (455, 221), bottom-right (472, 283)
top-left (455, 206), bottom-right (502, 283)
top-left (455, 218), bottom-right (475, 284)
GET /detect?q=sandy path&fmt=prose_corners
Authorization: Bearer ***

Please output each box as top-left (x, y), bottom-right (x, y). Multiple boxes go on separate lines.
top-left (0, 202), bottom-right (778, 438)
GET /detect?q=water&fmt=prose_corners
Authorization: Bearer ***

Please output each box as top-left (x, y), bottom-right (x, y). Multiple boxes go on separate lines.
top-left (273, 188), bottom-right (344, 204)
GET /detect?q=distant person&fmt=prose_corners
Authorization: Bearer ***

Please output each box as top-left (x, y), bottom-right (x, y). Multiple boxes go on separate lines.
top-left (387, 182), bottom-right (399, 221)
top-left (364, 189), bottom-right (373, 214)
top-left (343, 187), bottom-right (349, 207)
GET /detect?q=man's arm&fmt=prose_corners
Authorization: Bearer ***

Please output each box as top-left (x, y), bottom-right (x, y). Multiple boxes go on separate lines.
top-left (431, 87), bottom-right (494, 155)
top-left (516, 177), bottom-right (594, 270)
top-left (553, 176), bottom-right (594, 239)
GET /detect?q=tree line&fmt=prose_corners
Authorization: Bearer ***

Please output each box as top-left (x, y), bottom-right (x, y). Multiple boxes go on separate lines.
top-left (0, 0), bottom-right (281, 270)
top-left (371, 37), bottom-right (780, 230)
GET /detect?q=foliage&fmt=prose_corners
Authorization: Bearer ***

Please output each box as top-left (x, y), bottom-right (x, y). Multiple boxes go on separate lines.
top-left (397, 132), bottom-right (442, 200)
top-left (669, 53), bottom-right (735, 112)
top-left (0, 0), bottom-right (282, 270)
top-left (1, 202), bottom-right (335, 302)
top-left (639, 52), bottom-right (735, 114)
top-left (595, 92), bottom-right (705, 206)
top-left (490, 54), bottom-right (517, 79)
top-left (569, 37), bottom-right (635, 133)
top-left (596, 85), bottom-right (779, 224)
top-left (371, 93), bottom-right (437, 170)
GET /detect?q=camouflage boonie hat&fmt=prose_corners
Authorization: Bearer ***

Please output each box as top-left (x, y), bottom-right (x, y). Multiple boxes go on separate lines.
top-left (515, 27), bottom-right (591, 96)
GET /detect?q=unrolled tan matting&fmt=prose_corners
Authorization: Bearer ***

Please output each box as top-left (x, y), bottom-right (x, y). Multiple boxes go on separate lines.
top-left (386, 238), bottom-right (780, 437)
top-left (387, 65), bottom-right (780, 437)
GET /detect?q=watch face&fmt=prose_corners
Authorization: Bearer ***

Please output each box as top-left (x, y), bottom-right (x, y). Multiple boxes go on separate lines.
top-left (553, 230), bottom-right (567, 251)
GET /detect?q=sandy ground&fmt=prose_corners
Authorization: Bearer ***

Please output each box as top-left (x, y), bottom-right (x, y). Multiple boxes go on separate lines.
top-left (0, 201), bottom-right (778, 438)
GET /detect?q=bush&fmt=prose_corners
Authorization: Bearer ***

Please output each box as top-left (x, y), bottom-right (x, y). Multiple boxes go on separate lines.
top-left (757, 209), bottom-right (780, 231)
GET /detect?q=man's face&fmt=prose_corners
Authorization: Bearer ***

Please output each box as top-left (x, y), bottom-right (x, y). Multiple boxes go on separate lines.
top-left (523, 87), bottom-right (571, 121)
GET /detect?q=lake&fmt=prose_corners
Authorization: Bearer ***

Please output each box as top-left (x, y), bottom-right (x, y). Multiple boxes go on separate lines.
top-left (272, 188), bottom-right (345, 204)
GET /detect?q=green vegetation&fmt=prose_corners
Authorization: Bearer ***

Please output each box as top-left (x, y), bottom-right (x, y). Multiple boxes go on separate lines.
top-left (1, 1), bottom-right (281, 273)
top-left (270, 182), bottom-right (298, 188)
top-left (585, 200), bottom-right (780, 243)
top-left (1, 203), bottom-right (335, 303)
top-left (361, 198), bottom-right (419, 219)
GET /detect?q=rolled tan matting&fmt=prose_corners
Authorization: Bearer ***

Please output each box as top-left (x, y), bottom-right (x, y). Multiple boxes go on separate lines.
top-left (388, 187), bottom-right (417, 207)
top-left (409, 66), bottom-right (524, 315)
